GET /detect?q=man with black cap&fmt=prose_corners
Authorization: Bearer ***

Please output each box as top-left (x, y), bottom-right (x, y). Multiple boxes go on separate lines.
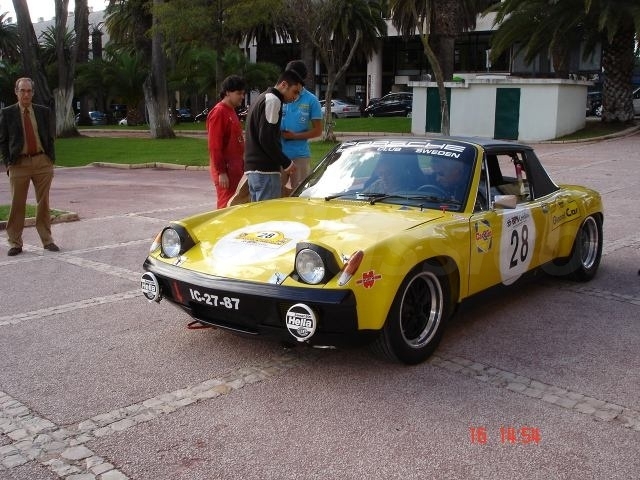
top-left (243, 67), bottom-right (303, 201)
top-left (280, 60), bottom-right (322, 193)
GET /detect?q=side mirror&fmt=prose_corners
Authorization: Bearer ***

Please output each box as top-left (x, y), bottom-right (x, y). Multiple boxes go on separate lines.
top-left (493, 194), bottom-right (517, 209)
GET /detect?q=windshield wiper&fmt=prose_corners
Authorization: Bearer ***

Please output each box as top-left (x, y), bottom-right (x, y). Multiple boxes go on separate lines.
top-left (325, 191), bottom-right (386, 201)
top-left (324, 192), bottom-right (358, 201)
top-left (368, 193), bottom-right (463, 206)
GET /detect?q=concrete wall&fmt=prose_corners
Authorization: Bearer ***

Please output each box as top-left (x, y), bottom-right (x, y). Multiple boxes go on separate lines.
top-left (409, 77), bottom-right (591, 142)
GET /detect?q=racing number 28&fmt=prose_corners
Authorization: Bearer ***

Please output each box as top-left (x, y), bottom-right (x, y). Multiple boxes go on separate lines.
top-left (509, 225), bottom-right (529, 268)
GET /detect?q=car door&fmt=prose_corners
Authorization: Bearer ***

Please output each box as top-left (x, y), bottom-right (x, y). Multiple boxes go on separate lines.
top-left (467, 150), bottom-right (562, 294)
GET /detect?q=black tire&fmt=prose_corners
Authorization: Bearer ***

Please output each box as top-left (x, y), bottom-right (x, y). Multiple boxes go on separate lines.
top-left (544, 215), bottom-right (602, 281)
top-left (372, 262), bottom-right (451, 364)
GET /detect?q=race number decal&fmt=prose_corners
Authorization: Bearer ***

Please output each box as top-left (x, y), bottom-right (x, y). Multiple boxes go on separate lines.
top-left (499, 208), bottom-right (536, 285)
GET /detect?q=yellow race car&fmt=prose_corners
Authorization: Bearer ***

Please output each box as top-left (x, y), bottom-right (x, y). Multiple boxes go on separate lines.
top-left (141, 137), bottom-right (603, 364)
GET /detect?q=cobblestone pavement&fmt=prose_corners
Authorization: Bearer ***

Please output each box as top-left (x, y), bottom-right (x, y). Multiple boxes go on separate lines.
top-left (1, 131), bottom-right (639, 479)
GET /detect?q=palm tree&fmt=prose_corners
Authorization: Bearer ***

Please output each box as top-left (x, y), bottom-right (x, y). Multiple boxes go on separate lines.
top-left (11, 0), bottom-right (53, 109)
top-left (0, 12), bottom-right (19, 63)
top-left (487, 0), bottom-right (589, 79)
top-left (75, 57), bottom-right (111, 113)
top-left (488, 0), bottom-right (640, 123)
top-left (0, 61), bottom-right (21, 106)
top-left (104, 49), bottom-right (149, 125)
top-left (390, 0), bottom-right (492, 135)
top-left (285, 0), bottom-right (387, 140)
top-left (38, 26), bottom-right (75, 90)
top-left (144, 0), bottom-right (174, 138)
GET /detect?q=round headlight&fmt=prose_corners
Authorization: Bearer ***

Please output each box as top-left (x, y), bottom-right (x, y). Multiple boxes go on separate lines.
top-left (161, 228), bottom-right (182, 258)
top-left (295, 248), bottom-right (326, 284)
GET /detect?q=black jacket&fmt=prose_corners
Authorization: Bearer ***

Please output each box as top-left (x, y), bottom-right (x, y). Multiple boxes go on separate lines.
top-left (0, 103), bottom-right (56, 166)
top-left (244, 87), bottom-right (292, 173)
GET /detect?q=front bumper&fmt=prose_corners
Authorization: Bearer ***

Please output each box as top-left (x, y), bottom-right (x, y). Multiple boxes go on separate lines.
top-left (142, 257), bottom-right (376, 346)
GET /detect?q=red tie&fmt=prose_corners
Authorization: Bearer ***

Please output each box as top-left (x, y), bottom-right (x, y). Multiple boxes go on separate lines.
top-left (24, 108), bottom-right (39, 154)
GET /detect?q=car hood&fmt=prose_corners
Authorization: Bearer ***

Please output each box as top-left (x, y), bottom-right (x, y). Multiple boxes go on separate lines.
top-left (168, 198), bottom-right (446, 282)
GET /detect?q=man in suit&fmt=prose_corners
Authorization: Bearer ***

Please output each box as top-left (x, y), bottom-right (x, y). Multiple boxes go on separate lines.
top-left (0, 77), bottom-right (59, 256)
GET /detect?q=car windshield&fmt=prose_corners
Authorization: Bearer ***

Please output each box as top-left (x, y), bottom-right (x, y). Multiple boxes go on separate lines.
top-left (294, 139), bottom-right (477, 211)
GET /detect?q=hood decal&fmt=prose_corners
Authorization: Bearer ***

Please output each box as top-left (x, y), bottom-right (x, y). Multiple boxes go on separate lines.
top-left (212, 221), bottom-right (310, 265)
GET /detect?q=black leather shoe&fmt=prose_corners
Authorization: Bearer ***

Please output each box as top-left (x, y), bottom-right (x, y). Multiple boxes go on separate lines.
top-left (8, 247), bottom-right (22, 256)
top-left (44, 243), bottom-right (60, 252)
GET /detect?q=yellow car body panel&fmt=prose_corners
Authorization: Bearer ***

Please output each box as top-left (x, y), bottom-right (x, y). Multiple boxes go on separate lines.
top-left (141, 136), bottom-right (603, 363)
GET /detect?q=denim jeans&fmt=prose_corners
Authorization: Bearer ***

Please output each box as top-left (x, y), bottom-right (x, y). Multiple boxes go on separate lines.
top-left (246, 172), bottom-right (282, 201)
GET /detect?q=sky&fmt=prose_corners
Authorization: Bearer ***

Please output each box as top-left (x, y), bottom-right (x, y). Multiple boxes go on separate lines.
top-left (1, 1), bottom-right (108, 23)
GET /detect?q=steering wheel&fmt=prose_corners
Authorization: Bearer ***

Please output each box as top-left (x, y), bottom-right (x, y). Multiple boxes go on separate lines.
top-left (417, 184), bottom-right (448, 198)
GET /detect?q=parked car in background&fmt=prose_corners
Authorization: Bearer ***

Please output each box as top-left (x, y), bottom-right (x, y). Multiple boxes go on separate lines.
top-left (320, 98), bottom-right (361, 118)
top-left (586, 91), bottom-right (602, 117)
top-left (110, 104), bottom-right (127, 123)
top-left (74, 111), bottom-right (108, 126)
top-left (633, 87), bottom-right (640, 115)
top-left (176, 108), bottom-right (194, 122)
top-left (364, 92), bottom-right (413, 117)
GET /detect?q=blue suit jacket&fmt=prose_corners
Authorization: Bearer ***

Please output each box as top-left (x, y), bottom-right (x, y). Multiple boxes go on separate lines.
top-left (0, 103), bottom-right (56, 166)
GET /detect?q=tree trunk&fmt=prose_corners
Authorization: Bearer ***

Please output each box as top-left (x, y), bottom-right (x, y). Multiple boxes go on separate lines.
top-left (432, 35), bottom-right (456, 81)
top-left (320, 31), bottom-right (362, 142)
top-left (54, 0), bottom-right (80, 137)
top-left (144, 0), bottom-right (174, 139)
top-left (300, 41), bottom-right (316, 92)
top-left (75, 0), bottom-right (92, 126)
top-left (600, 26), bottom-right (635, 123)
top-left (12, 0), bottom-right (53, 110)
top-left (420, 36), bottom-right (450, 136)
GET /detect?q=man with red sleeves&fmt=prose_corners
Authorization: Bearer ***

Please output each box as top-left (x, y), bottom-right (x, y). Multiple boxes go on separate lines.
top-left (206, 75), bottom-right (246, 209)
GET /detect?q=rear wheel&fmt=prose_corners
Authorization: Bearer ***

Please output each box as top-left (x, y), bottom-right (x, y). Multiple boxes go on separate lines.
top-left (544, 215), bottom-right (602, 281)
top-left (372, 263), bottom-right (451, 364)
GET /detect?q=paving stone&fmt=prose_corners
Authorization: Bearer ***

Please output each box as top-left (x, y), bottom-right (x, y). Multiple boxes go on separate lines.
top-left (554, 397), bottom-right (578, 409)
top-left (91, 462), bottom-right (115, 475)
top-left (522, 388), bottom-right (544, 399)
top-left (62, 446), bottom-right (94, 461)
top-left (506, 382), bottom-right (528, 393)
top-left (593, 410), bottom-right (619, 421)
top-left (1, 453), bottom-right (28, 468)
top-left (109, 419), bottom-right (135, 432)
top-left (100, 470), bottom-right (129, 480)
top-left (574, 403), bottom-right (597, 415)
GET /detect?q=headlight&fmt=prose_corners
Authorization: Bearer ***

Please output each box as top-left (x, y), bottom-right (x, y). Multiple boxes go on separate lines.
top-left (295, 248), bottom-right (325, 284)
top-left (161, 228), bottom-right (182, 258)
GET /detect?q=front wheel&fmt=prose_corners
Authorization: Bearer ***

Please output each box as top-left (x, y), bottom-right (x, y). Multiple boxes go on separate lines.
top-left (372, 263), bottom-right (451, 364)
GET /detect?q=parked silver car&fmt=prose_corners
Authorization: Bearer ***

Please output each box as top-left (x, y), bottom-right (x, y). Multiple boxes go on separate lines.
top-left (320, 99), bottom-right (361, 118)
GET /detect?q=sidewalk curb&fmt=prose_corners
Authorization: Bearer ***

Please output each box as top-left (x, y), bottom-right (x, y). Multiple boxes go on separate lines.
top-left (537, 124), bottom-right (640, 144)
top-left (89, 162), bottom-right (207, 171)
top-left (84, 124), bottom-right (638, 173)
top-left (0, 211), bottom-right (80, 231)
